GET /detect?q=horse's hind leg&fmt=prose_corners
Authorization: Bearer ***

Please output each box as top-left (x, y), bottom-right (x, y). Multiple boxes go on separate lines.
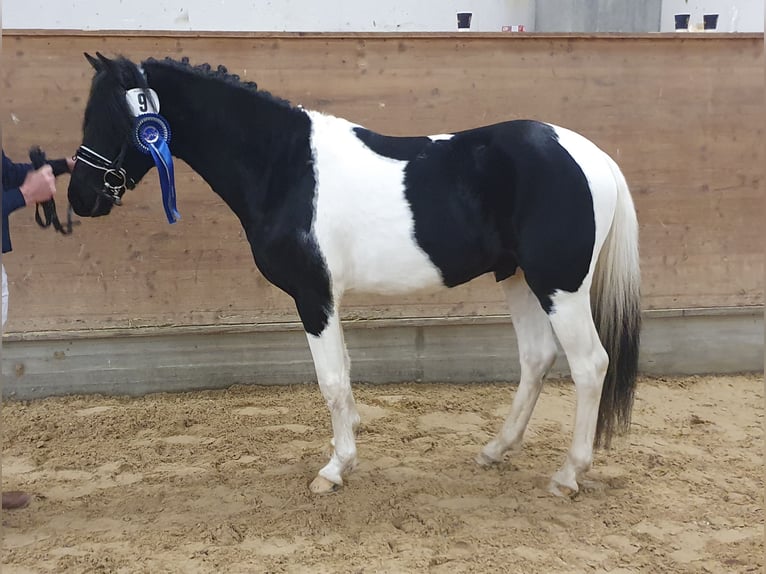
top-left (305, 310), bottom-right (361, 494)
top-left (546, 287), bottom-right (609, 497)
top-left (477, 274), bottom-right (558, 465)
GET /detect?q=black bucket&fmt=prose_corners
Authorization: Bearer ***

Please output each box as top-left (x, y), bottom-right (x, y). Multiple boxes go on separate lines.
top-left (674, 14), bottom-right (690, 30)
top-left (457, 12), bottom-right (473, 30)
top-left (703, 14), bottom-right (719, 30)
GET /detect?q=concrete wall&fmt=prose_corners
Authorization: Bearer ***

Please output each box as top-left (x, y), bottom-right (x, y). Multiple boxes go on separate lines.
top-left (3, 309), bottom-right (763, 400)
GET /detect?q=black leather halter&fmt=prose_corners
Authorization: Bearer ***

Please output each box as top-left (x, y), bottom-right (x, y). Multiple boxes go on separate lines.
top-left (74, 141), bottom-right (137, 213)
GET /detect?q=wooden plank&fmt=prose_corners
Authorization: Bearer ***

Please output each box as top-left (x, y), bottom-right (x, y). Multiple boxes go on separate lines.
top-left (1, 34), bottom-right (762, 334)
top-left (5, 30), bottom-right (762, 39)
top-left (9, 28), bottom-right (763, 42)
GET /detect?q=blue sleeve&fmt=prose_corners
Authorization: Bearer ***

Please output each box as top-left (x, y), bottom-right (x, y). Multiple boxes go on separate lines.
top-left (3, 187), bottom-right (26, 253)
top-left (2, 151), bottom-right (29, 215)
top-left (3, 187), bottom-right (26, 214)
top-left (3, 151), bottom-right (32, 253)
top-left (2, 150), bottom-right (33, 190)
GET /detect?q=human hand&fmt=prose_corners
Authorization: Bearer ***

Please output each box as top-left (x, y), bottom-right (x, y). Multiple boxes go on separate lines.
top-left (66, 156), bottom-right (76, 172)
top-left (20, 165), bottom-right (56, 205)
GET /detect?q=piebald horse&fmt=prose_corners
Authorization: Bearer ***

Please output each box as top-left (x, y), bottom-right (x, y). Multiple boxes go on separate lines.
top-left (68, 53), bottom-right (640, 497)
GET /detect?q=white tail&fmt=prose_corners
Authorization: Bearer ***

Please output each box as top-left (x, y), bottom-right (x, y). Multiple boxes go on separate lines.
top-left (591, 154), bottom-right (641, 448)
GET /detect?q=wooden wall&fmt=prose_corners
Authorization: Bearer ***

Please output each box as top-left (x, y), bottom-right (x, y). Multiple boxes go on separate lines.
top-left (1, 32), bottom-right (762, 334)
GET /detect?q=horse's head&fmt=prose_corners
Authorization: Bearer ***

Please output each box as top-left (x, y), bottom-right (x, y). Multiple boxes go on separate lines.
top-left (68, 53), bottom-right (156, 217)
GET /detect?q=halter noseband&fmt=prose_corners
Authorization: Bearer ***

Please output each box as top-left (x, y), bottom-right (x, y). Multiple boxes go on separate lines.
top-left (75, 142), bottom-right (137, 209)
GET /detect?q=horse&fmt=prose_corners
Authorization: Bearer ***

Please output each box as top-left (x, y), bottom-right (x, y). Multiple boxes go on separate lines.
top-left (68, 53), bottom-right (640, 497)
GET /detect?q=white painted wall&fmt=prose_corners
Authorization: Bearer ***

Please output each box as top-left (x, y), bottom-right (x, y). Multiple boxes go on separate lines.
top-left (1, 0), bottom-right (534, 32)
top-left (4, 0), bottom-right (761, 32)
top-left (660, 0), bottom-right (763, 31)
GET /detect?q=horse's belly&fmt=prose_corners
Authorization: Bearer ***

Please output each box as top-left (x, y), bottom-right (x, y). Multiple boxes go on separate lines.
top-left (345, 236), bottom-right (444, 294)
top-left (313, 184), bottom-right (445, 294)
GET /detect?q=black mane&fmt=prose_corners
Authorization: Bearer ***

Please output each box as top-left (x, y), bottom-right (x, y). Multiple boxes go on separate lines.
top-left (143, 56), bottom-right (294, 110)
top-left (85, 54), bottom-right (298, 143)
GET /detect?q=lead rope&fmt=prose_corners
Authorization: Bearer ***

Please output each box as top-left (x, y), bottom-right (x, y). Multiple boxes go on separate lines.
top-left (30, 146), bottom-right (74, 235)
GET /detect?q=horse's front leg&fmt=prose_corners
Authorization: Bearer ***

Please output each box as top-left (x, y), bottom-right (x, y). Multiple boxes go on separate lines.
top-left (305, 310), bottom-right (360, 494)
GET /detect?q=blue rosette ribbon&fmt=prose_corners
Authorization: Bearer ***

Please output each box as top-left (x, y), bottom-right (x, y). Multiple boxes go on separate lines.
top-left (132, 113), bottom-right (181, 224)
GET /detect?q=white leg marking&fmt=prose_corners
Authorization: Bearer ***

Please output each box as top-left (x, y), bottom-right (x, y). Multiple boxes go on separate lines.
top-left (546, 288), bottom-right (609, 497)
top-left (338, 325), bottom-right (361, 435)
top-left (478, 274), bottom-right (558, 465)
top-left (306, 311), bottom-right (359, 492)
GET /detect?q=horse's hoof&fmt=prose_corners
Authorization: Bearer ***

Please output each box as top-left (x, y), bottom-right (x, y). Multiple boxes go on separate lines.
top-left (547, 480), bottom-right (578, 499)
top-left (309, 476), bottom-right (341, 495)
top-left (475, 451), bottom-right (501, 467)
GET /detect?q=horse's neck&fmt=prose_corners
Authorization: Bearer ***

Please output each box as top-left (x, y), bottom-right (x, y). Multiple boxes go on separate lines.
top-left (143, 63), bottom-right (298, 219)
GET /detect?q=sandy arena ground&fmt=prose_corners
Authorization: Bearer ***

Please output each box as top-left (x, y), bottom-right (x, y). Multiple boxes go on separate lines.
top-left (2, 374), bottom-right (762, 573)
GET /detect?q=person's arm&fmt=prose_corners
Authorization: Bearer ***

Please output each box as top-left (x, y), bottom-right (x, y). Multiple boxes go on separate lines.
top-left (2, 150), bottom-right (72, 214)
top-left (2, 151), bottom-right (33, 190)
top-left (2, 185), bottom-right (27, 217)
top-left (2, 152), bottom-right (30, 218)
top-left (3, 178), bottom-right (28, 255)
top-left (3, 150), bottom-right (66, 253)
top-left (3, 151), bottom-right (72, 186)
top-left (3, 164), bottom-right (57, 211)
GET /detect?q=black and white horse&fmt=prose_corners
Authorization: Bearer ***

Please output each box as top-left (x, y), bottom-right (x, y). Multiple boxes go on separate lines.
top-left (68, 53), bottom-right (640, 497)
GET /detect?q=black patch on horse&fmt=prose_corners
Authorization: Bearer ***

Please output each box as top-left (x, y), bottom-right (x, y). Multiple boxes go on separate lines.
top-left (400, 120), bottom-right (595, 312)
top-left (352, 128), bottom-right (434, 161)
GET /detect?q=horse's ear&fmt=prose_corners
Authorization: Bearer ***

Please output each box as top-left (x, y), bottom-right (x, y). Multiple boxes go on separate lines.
top-left (96, 52), bottom-right (113, 68)
top-left (92, 52), bottom-right (123, 80)
top-left (84, 52), bottom-right (102, 71)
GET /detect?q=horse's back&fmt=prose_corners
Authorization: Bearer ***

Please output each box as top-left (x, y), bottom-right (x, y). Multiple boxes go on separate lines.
top-left (401, 119), bottom-right (613, 305)
top-left (307, 113), bottom-right (616, 307)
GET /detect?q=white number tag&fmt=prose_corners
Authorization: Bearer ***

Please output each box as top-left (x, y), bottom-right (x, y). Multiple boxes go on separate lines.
top-left (126, 88), bottom-right (160, 116)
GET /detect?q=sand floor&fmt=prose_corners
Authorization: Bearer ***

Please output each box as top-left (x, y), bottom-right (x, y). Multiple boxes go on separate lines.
top-left (2, 374), bottom-right (762, 573)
